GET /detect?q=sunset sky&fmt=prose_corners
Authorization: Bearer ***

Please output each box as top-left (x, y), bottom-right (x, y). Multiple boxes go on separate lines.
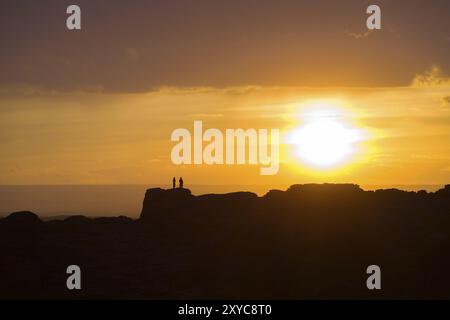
top-left (0, 0), bottom-right (449, 188)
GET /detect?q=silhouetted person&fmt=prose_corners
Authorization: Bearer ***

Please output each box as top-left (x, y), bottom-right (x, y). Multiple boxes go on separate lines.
top-left (179, 177), bottom-right (184, 189)
top-left (172, 177), bottom-right (176, 189)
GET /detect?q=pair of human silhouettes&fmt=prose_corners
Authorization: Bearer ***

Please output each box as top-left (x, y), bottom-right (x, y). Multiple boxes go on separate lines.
top-left (172, 177), bottom-right (183, 189)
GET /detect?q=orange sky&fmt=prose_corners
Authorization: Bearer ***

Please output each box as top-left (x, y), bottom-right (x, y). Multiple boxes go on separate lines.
top-left (1, 68), bottom-right (449, 187)
top-left (0, 1), bottom-right (449, 188)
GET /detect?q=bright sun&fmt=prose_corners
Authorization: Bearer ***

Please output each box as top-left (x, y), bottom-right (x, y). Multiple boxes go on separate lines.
top-left (288, 102), bottom-right (366, 169)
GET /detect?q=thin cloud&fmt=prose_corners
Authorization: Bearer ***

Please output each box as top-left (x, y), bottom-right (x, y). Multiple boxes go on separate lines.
top-left (344, 29), bottom-right (374, 40)
top-left (411, 66), bottom-right (450, 88)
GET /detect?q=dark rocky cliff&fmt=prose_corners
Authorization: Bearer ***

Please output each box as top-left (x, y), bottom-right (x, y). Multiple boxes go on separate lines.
top-left (140, 187), bottom-right (258, 221)
top-left (1, 183), bottom-right (450, 299)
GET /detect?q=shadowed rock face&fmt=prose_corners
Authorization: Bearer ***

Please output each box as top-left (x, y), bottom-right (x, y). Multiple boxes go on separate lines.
top-left (140, 188), bottom-right (193, 220)
top-left (0, 211), bottom-right (44, 229)
top-left (140, 188), bottom-right (258, 221)
top-left (0, 184), bottom-right (450, 299)
top-left (4, 211), bottom-right (42, 222)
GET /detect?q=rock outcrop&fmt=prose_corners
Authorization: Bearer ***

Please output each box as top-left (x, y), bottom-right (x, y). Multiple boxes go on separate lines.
top-left (140, 188), bottom-right (193, 220)
top-left (2, 183), bottom-right (450, 299)
top-left (0, 211), bottom-right (44, 230)
top-left (139, 187), bottom-right (258, 221)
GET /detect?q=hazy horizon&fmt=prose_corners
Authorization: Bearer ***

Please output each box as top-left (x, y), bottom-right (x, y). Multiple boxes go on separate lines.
top-left (0, 183), bottom-right (446, 218)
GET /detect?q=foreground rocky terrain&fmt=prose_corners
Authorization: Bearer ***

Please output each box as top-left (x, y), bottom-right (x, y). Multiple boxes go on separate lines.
top-left (1, 184), bottom-right (449, 299)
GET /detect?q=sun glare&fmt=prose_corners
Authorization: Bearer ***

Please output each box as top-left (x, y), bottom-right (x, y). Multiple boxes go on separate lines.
top-left (288, 101), bottom-right (366, 169)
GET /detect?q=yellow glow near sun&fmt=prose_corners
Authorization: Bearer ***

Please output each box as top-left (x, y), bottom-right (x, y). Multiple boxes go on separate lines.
top-left (287, 101), bottom-right (367, 169)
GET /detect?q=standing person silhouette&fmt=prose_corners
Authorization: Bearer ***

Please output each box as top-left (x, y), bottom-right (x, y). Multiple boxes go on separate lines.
top-left (179, 177), bottom-right (184, 189)
top-left (172, 177), bottom-right (176, 189)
